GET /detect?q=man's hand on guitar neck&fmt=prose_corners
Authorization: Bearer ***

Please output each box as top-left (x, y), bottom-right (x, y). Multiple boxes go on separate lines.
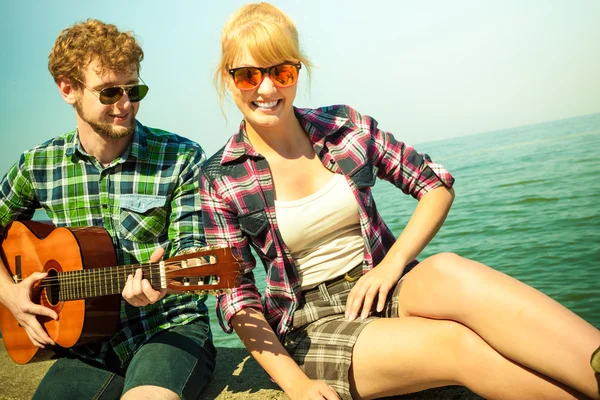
top-left (0, 262), bottom-right (57, 348)
top-left (122, 247), bottom-right (168, 307)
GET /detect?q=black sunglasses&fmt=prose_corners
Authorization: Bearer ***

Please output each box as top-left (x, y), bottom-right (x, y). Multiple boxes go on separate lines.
top-left (72, 76), bottom-right (149, 105)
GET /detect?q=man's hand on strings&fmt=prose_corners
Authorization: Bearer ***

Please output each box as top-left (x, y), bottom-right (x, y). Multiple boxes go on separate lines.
top-left (122, 247), bottom-right (167, 307)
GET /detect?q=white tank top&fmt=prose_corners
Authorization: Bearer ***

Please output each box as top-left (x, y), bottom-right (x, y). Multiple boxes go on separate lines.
top-left (274, 173), bottom-right (364, 290)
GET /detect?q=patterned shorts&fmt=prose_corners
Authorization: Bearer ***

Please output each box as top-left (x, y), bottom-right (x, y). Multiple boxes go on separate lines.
top-left (283, 263), bottom-right (412, 400)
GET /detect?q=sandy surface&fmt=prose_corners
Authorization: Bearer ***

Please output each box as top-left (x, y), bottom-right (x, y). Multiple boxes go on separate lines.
top-left (0, 339), bottom-right (481, 399)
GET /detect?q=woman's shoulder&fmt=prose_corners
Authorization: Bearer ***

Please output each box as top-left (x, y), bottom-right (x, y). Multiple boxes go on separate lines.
top-left (296, 104), bottom-right (378, 143)
top-left (200, 146), bottom-right (227, 180)
top-left (295, 104), bottom-right (366, 121)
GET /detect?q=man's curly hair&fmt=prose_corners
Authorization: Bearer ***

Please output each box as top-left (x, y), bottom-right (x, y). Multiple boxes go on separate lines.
top-left (48, 19), bottom-right (144, 88)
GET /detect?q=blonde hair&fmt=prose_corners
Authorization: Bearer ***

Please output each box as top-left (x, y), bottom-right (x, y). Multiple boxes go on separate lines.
top-left (48, 19), bottom-right (144, 88)
top-left (215, 2), bottom-right (312, 108)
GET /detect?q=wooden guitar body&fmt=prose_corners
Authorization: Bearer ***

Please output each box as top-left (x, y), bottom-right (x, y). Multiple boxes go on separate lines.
top-left (0, 220), bottom-right (242, 365)
top-left (0, 220), bottom-right (120, 364)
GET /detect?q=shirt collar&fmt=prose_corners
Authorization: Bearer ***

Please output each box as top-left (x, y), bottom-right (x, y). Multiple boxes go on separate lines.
top-left (128, 121), bottom-right (148, 161)
top-left (219, 107), bottom-right (351, 165)
top-left (295, 106), bottom-right (350, 148)
top-left (64, 130), bottom-right (79, 158)
top-left (220, 120), bottom-right (262, 164)
top-left (65, 120), bottom-right (148, 162)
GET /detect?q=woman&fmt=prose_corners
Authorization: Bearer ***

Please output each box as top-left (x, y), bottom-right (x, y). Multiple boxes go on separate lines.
top-left (200, 3), bottom-right (600, 399)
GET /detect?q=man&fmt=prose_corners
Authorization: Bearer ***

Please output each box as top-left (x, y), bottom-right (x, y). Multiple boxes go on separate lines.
top-left (0, 19), bottom-right (215, 399)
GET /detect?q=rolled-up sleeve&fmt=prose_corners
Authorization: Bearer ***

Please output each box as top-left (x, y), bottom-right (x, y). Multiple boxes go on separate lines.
top-left (367, 115), bottom-right (454, 199)
top-left (169, 145), bottom-right (207, 257)
top-left (199, 172), bottom-right (263, 333)
top-left (0, 153), bottom-right (38, 234)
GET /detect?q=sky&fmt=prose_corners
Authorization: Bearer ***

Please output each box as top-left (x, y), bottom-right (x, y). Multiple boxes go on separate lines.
top-left (1, 0), bottom-right (599, 174)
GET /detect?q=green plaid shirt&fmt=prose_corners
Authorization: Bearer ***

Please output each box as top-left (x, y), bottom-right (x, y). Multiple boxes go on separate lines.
top-left (0, 121), bottom-right (208, 366)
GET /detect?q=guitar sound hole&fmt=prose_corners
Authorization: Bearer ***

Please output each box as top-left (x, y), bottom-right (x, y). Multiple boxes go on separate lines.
top-left (45, 269), bottom-right (60, 306)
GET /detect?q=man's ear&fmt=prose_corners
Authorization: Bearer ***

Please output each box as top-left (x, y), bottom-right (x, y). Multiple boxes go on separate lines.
top-left (57, 77), bottom-right (78, 105)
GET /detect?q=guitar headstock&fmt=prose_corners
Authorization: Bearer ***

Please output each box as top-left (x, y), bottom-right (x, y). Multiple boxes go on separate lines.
top-left (164, 245), bottom-right (242, 296)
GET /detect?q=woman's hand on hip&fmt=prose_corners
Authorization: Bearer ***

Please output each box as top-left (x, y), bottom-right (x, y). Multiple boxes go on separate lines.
top-left (345, 261), bottom-right (403, 321)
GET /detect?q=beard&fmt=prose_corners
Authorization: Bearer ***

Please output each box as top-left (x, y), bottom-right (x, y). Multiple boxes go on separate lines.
top-left (74, 98), bottom-right (135, 139)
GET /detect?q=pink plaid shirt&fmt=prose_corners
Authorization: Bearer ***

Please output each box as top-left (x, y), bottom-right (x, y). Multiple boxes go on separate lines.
top-left (199, 105), bottom-right (454, 339)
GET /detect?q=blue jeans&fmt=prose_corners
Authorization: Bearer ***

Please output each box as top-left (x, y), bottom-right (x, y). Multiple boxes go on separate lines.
top-left (32, 317), bottom-right (216, 400)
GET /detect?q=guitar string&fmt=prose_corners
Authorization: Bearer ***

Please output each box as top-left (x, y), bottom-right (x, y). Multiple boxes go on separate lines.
top-left (38, 265), bottom-right (163, 287)
top-left (29, 260), bottom-right (233, 300)
top-left (38, 267), bottom-right (223, 285)
top-left (22, 261), bottom-right (232, 288)
top-left (39, 269), bottom-right (227, 301)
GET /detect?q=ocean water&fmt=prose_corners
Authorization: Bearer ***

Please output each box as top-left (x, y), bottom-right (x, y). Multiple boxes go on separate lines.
top-left (17, 113), bottom-right (600, 348)
top-left (206, 112), bottom-right (600, 347)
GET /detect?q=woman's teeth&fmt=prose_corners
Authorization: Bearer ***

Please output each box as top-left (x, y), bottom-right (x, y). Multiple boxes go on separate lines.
top-left (253, 100), bottom-right (278, 109)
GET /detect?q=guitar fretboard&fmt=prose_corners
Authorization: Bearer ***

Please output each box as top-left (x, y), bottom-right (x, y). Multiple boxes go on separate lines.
top-left (51, 263), bottom-right (165, 301)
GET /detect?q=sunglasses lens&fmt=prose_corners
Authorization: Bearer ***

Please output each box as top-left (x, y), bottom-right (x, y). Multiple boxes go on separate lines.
top-left (232, 68), bottom-right (263, 90)
top-left (98, 85), bottom-right (149, 104)
top-left (127, 85), bottom-right (149, 102)
top-left (270, 64), bottom-right (299, 88)
top-left (99, 87), bottom-right (124, 104)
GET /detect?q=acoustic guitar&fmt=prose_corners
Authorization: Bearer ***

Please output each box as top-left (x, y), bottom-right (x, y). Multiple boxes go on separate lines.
top-left (0, 220), bottom-right (242, 364)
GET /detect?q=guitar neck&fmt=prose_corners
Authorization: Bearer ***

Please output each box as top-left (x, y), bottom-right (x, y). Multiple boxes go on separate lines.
top-left (46, 263), bottom-right (164, 301)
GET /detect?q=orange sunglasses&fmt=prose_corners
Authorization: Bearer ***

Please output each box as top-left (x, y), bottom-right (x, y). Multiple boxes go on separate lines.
top-left (228, 63), bottom-right (301, 90)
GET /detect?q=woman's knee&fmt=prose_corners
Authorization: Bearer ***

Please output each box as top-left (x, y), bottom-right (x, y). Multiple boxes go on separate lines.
top-left (404, 319), bottom-right (484, 385)
top-left (434, 320), bottom-right (485, 383)
top-left (436, 319), bottom-right (476, 352)
top-left (418, 252), bottom-right (487, 288)
top-left (420, 252), bottom-right (463, 272)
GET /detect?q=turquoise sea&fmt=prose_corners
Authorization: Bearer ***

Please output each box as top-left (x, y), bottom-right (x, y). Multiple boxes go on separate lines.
top-left (13, 113), bottom-right (600, 347)
top-left (207, 112), bottom-right (600, 347)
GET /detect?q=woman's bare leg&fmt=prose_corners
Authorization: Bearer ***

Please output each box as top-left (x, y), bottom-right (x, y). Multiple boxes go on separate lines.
top-left (350, 316), bottom-right (583, 399)
top-left (395, 253), bottom-right (600, 399)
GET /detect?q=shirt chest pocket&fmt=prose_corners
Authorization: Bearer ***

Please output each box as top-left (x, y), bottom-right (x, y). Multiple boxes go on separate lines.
top-left (118, 194), bottom-right (169, 242)
top-left (349, 163), bottom-right (376, 216)
top-left (238, 209), bottom-right (276, 260)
